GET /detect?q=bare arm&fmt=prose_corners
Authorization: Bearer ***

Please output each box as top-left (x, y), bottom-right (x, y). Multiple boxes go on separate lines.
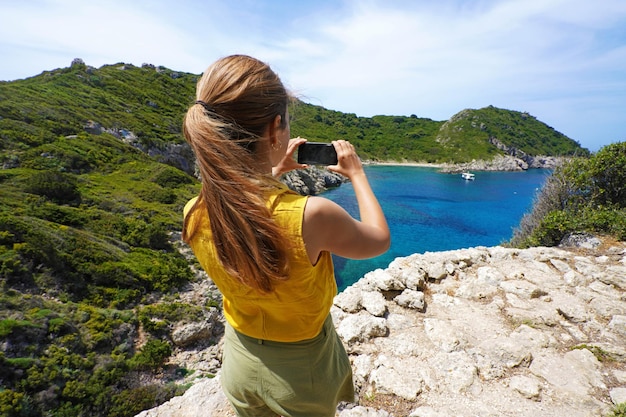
top-left (302, 140), bottom-right (390, 263)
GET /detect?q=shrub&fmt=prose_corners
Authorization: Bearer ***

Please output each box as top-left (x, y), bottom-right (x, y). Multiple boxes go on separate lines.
top-left (140, 187), bottom-right (177, 204)
top-left (25, 202), bottom-right (87, 227)
top-left (122, 220), bottom-right (171, 250)
top-left (129, 339), bottom-right (172, 370)
top-left (137, 302), bottom-right (204, 335)
top-left (109, 383), bottom-right (181, 417)
top-left (0, 250), bottom-right (30, 282)
top-left (608, 403), bottom-right (626, 417)
top-left (0, 390), bottom-right (27, 417)
top-left (0, 318), bottom-right (41, 337)
top-left (584, 142), bottom-right (626, 207)
top-left (510, 141), bottom-right (626, 247)
top-left (23, 171), bottom-right (81, 205)
top-left (151, 167), bottom-right (194, 188)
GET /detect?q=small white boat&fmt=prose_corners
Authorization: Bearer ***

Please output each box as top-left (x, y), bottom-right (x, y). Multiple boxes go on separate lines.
top-left (461, 172), bottom-right (475, 181)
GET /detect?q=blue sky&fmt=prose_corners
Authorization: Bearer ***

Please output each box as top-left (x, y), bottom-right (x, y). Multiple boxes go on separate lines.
top-left (1, 0), bottom-right (625, 152)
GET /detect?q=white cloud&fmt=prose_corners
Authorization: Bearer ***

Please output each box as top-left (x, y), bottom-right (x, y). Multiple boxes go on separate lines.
top-left (0, 0), bottom-right (213, 74)
top-left (0, 0), bottom-right (624, 150)
top-left (263, 0), bottom-right (626, 149)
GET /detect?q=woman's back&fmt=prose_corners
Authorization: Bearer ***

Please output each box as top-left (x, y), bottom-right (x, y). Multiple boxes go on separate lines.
top-left (184, 183), bottom-right (336, 342)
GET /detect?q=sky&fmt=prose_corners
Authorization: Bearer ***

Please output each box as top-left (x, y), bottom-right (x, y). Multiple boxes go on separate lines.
top-left (1, 0), bottom-right (625, 152)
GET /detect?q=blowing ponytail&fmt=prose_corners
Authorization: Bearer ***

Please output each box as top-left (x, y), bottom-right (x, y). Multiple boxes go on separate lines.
top-left (182, 55), bottom-right (291, 292)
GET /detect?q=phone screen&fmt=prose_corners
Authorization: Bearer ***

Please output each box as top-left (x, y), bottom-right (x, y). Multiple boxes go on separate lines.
top-left (297, 142), bottom-right (338, 165)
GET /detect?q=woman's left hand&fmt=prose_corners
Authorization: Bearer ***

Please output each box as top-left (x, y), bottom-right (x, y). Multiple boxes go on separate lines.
top-left (272, 137), bottom-right (308, 177)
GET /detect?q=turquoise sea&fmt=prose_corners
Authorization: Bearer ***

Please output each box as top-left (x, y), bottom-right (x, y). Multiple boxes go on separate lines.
top-left (325, 165), bottom-right (551, 291)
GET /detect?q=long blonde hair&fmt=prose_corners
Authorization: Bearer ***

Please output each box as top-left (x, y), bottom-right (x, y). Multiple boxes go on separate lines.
top-left (182, 55), bottom-right (290, 292)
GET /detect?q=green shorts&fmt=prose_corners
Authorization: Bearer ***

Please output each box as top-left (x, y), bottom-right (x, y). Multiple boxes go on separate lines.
top-left (221, 314), bottom-right (354, 417)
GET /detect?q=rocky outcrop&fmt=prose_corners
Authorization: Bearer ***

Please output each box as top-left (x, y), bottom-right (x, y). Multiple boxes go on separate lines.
top-left (489, 137), bottom-right (567, 169)
top-left (333, 240), bottom-right (626, 416)
top-left (440, 154), bottom-right (564, 173)
top-left (81, 121), bottom-right (346, 193)
top-left (82, 121), bottom-right (198, 175)
top-left (137, 236), bottom-right (626, 417)
top-left (281, 166), bottom-right (345, 195)
top-left (440, 138), bottom-right (566, 173)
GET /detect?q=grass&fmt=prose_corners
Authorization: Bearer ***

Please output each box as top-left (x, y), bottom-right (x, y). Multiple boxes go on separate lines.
top-left (571, 344), bottom-right (617, 363)
top-left (359, 392), bottom-right (416, 415)
top-left (609, 403), bottom-right (626, 417)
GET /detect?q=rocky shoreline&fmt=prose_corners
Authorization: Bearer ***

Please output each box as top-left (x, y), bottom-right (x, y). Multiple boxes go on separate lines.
top-left (438, 154), bottom-right (564, 173)
top-left (367, 154), bottom-right (564, 173)
top-left (136, 236), bottom-right (626, 417)
top-left (279, 153), bottom-right (562, 197)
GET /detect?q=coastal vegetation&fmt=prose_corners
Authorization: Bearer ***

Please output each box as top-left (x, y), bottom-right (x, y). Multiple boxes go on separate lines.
top-left (0, 60), bottom-right (618, 416)
top-left (510, 141), bottom-right (626, 247)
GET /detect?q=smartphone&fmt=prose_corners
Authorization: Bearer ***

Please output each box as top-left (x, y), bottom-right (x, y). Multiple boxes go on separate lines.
top-left (297, 142), bottom-right (338, 165)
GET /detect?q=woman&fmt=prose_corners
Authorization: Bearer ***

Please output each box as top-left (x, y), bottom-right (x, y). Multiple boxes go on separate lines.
top-left (182, 55), bottom-right (390, 417)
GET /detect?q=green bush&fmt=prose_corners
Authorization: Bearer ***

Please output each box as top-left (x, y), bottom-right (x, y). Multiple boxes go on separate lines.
top-left (584, 142), bottom-right (626, 207)
top-left (0, 318), bottom-right (41, 337)
top-left (25, 201), bottom-right (87, 227)
top-left (137, 302), bottom-right (204, 335)
top-left (151, 166), bottom-right (194, 188)
top-left (129, 339), bottom-right (172, 370)
top-left (23, 171), bottom-right (81, 204)
top-left (109, 383), bottom-right (182, 417)
top-left (140, 187), bottom-right (177, 204)
top-left (510, 141), bottom-right (626, 247)
top-left (580, 207), bottom-right (626, 240)
top-left (122, 220), bottom-right (171, 250)
top-left (608, 403), bottom-right (626, 417)
top-left (0, 250), bottom-right (30, 282)
top-left (0, 389), bottom-right (28, 417)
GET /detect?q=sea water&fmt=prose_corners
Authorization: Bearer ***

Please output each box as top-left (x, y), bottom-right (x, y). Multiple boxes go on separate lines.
top-left (325, 165), bottom-right (551, 291)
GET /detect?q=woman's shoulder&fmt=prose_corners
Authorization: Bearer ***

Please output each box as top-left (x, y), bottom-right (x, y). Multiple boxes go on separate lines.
top-left (183, 196), bottom-right (199, 217)
top-left (304, 196), bottom-right (346, 220)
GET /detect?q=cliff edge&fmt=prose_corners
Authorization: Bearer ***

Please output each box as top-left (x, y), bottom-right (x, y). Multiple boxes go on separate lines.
top-left (137, 237), bottom-right (626, 417)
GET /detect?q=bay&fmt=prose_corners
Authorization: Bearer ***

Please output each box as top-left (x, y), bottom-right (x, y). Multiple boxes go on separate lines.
top-left (325, 165), bottom-right (551, 291)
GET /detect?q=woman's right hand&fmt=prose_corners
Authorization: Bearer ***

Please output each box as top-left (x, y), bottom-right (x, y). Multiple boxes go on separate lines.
top-left (327, 140), bottom-right (364, 180)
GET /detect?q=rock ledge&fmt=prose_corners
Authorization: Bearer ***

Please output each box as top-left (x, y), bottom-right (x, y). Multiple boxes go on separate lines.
top-left (137, 239), bottom-right (626, 417)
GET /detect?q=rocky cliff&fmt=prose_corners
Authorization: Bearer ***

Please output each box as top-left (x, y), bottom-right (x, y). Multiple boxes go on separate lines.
top-left (136, 235), bottom-right (626, 417)
top-left (439, 154), bottom-right (564, 173)
top-left (281, 166), bottom-right (345, 195)
top-left (439, 137), bottom-right (567, 173)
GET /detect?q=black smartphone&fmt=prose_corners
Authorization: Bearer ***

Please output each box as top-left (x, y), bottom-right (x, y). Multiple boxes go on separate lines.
top-left (297, 142), bottom-right (338, 165)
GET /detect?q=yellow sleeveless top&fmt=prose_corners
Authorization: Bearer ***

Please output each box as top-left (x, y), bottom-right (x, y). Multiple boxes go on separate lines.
top-left (183, 183), bottom-right (337, 342)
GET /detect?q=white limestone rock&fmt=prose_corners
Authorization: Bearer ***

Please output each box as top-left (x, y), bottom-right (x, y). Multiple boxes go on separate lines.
top-left (508, 375), bottom-right (542, 400)
top-left (361, 291), bottom-right (387, 317)
top-left (610, 387), bottom-right (626, 405)
top-left (610, 315), bottom-right (626, 336)
top-left (394, 289), bottom-right (425, 311)
top-left (137, 238), bottom-right (626, 417)
top-left (335, 285), bottom-right (363, 313)
top-left (336, 312), bottom-right (388, 344)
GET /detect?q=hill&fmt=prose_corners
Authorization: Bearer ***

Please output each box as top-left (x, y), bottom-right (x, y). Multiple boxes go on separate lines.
top-left (289, 102), bottom-right (588, 162)
top-left (0, 60), bottom-right (592, 416)
top-left (1, 59), bottom-right (588, 167)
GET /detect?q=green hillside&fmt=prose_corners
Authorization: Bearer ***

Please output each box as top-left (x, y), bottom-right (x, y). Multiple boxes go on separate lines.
top-left (0, 61), bottom-right (591, 416)
top-left (289, 104), bottom-right (446, 162)
top-left (1, 59), bottom-right (589, 166)
top-left (0, 62), bottom-right (203, 417)
top-left (0, 60), bottom-right (195, 150)
top-left (434, 106), bottom-right (587, 160)
top-left (289, 103), bottom-right (588, 162)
